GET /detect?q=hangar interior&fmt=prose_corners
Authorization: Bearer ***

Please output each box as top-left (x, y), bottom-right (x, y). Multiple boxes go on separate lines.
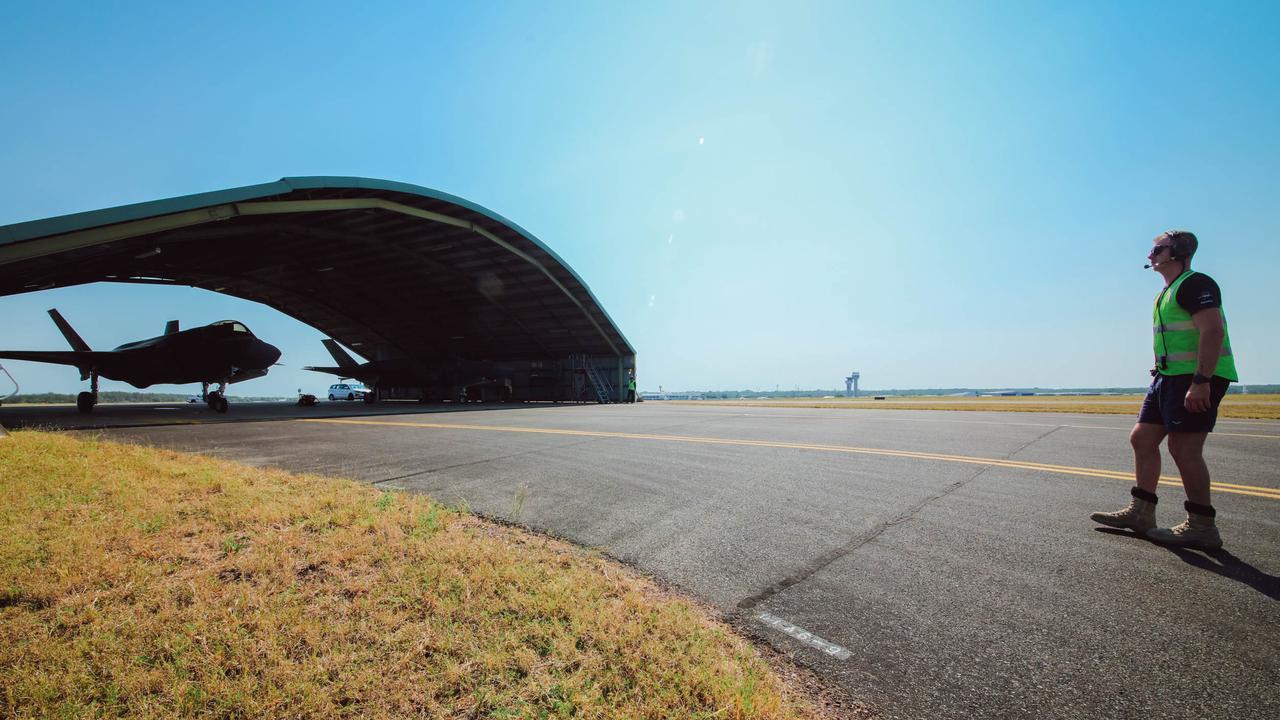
top-left (0, 177), bottom-right (636, 403)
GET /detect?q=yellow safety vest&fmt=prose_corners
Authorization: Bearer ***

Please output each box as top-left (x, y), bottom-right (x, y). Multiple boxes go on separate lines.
top-left (1153, 271), bottom-right (1237, 380)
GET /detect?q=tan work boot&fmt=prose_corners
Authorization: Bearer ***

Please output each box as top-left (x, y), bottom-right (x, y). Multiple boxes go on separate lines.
top-left (1147, 511), bottom-right (1222, 551)
top-left (1090, 493), bottom-right (1156, 532)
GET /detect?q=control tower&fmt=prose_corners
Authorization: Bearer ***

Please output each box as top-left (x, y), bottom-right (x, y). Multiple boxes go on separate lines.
top-left (845, 372), bottom-right (860, 398)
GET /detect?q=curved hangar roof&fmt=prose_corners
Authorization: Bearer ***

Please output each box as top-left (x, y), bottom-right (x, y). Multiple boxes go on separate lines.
top-left (0, 177), bottom-right (634, 363)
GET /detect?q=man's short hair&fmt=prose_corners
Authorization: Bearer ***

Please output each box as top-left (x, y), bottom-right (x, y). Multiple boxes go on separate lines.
top-left (1157, 230), bottom-right (1197, 261)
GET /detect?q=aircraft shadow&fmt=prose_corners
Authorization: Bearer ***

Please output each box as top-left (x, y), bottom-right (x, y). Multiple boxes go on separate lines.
top-left (0, 399), bottom-right (624, 432)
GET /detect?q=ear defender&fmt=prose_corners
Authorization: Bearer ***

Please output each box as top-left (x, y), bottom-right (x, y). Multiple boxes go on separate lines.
top-left (1165, 231), bottom-right (1197, 262)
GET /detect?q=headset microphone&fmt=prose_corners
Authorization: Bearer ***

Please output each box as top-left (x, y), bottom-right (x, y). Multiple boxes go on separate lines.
top-left (1143, 263), bottom-right (1152, 269)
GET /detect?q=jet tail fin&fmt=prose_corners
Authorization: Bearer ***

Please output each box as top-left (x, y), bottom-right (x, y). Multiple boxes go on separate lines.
top-left (302, 365), bottom-right (353, 380)
top-left (165, 320), bottom-right (179, 335)
top-left (322, 339), bottom-right (360, 369)
top-left (48, 309), bottom-right (91, 352)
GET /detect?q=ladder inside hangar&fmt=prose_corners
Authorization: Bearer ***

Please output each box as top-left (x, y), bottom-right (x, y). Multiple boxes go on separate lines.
top-left (570, 354), bottom-right (615, 403)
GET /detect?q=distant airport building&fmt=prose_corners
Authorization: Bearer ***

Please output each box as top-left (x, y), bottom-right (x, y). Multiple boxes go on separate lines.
top-left (0, 177), bottom-right (635, 402)
top-left (640, 391), bottom-right (704, 401)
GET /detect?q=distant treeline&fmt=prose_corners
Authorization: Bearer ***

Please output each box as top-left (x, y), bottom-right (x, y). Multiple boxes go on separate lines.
top-left (692, 384), bottom-right (1280, 399)
top-left (2, 392), bottom-right (286, 404)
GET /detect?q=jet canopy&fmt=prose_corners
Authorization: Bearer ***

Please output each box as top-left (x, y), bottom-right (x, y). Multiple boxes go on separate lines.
top-left (211, 321), bottom-right (253, 335)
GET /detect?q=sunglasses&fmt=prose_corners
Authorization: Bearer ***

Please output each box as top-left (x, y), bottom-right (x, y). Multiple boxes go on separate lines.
top-left (1147, 244), bottom-right (1174, 257)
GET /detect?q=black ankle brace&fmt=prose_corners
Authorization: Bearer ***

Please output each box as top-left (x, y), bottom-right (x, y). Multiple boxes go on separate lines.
top-left (1184, 501), bottom-right (1215, 517)
top-left (1131, 487), bottom-right (1158, 503)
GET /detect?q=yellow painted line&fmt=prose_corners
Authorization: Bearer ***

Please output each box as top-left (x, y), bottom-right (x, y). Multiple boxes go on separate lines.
top-left (1058, 424), bottom-right (1278, 439)
top-left (880, 416), bottom-right (1279, 439)
top-left (297, 418), bottom-right (1280, 501)
top-left (1059, 422), bottom-right (1280, 440)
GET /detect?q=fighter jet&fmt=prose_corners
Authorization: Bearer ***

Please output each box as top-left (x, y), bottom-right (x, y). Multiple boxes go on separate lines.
top-left (0, 309), bottom-right (282, 413)
top-left (304, 339), bottom-right (514, 402)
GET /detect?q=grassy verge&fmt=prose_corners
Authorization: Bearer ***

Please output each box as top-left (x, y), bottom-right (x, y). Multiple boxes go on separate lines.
top-left (676, 394), bottom-right (1280, 420)
top-left (0, 432), bottom-right (830, 719)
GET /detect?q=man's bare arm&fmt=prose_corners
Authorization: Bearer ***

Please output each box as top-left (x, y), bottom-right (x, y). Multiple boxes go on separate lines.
top-left (1192, 308), bottom-right (1226, 378)
top-left (1185, 309), bottom-right (1226, 412)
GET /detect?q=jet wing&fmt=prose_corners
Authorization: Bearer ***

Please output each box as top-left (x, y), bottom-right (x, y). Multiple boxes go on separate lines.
top-left (0, 350), bottom-right (114, 367)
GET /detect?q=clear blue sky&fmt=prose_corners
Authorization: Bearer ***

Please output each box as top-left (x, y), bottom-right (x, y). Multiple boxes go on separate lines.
top-left (1, 1), bottom-right (1277, 396)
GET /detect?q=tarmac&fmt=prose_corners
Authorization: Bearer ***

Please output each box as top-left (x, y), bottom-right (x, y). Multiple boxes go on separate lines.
top-left (3, 399), bottom-right (1278, 719)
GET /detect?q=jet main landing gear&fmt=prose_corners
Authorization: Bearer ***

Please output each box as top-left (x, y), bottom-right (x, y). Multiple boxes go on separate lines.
top-left (76, 372), bottom-right (100, 414)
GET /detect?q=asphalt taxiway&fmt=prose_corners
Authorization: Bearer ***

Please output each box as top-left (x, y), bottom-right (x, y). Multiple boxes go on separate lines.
top-left (3, 401), bottom-right (1277, 719)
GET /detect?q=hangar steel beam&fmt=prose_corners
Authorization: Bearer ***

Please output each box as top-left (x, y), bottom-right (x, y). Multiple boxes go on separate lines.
top-left (233, 199), bottom-right (623, 357)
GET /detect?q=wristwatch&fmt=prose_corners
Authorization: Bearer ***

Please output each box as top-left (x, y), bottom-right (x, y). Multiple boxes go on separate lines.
top-left (1191, 373), bottom-right (1211, 385)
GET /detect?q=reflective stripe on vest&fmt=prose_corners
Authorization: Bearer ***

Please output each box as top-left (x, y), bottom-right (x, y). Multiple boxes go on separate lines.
top-left (1164, 349), bottom-right (1232, 362)
top-left (1152, 270), bottom-right (1238, 380)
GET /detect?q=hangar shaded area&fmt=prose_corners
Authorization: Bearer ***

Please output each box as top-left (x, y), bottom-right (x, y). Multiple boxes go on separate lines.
top-left (0, 177), bottom-right (635, 402)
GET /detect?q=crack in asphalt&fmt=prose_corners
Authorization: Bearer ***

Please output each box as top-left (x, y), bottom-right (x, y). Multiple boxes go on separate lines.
top-left (735, 467), bottom-right (984, 611)
top-left (1004, 424), bottom-right (1064, 457)
top-left (735, 425), bottom-right (1067, 612)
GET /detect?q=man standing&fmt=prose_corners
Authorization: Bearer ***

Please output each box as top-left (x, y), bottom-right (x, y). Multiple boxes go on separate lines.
top-left (1091, 231), bottom-right (1237, 550)
top-left (627, 372), bottom-right (637, 403)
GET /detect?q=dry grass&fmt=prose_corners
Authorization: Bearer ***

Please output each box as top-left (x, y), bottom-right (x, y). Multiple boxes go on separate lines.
top-left (680, 394), bottom-right (1280, 420)
top-left (0, 431), bottom-right (828, 719)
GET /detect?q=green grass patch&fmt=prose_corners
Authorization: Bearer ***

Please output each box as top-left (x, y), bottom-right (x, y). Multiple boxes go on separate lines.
top-left (0, 431), bottom-right (826, 719)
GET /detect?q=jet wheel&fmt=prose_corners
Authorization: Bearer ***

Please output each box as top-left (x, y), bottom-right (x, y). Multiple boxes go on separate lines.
top-left (76, 391), bottom-right (95, 414)
top-left (207, 391), bottom-right (228, 413)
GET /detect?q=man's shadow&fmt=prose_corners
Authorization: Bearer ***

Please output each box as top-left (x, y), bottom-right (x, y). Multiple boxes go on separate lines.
top-left (1094, 528), bottom-right (1279, 601)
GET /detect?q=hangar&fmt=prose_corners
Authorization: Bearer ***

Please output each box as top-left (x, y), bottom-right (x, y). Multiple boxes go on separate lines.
top-left (0, 177), bottom-right (635, 403)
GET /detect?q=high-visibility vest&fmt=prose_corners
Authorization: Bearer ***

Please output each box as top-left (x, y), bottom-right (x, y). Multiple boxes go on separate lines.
top-left (1153, 270), bottom-right (1237, 380)
top-left (628, 379), bottom-right (636, 390)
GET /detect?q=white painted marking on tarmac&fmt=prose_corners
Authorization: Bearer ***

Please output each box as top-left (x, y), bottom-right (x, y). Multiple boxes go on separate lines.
top-left (755, 611), bottom-right (852, 660)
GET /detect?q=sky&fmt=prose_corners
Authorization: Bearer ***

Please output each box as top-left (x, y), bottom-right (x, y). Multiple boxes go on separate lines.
top-left (1, 0), bottom-right (1277, 396)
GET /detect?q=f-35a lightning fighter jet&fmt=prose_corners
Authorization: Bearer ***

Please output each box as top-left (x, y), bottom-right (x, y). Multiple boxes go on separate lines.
top-left (304, 339), bottom-right (515, 403)
top-left (0, 309), bottom-right (282, 413)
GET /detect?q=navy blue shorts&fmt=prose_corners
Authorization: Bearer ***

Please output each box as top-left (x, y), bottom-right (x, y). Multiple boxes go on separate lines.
top-left (1137, 374), bottom-right (1231, 433)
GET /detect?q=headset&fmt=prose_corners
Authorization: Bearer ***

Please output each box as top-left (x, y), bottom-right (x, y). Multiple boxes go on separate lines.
top-left (1165, 231), bottom-right (1197, 261)
top-left (1145, 230), bottom-right (1197, 269)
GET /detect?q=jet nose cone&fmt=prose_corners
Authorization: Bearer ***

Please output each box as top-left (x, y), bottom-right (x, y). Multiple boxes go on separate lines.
top-left (258, 341), bottom-right (282, 367)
